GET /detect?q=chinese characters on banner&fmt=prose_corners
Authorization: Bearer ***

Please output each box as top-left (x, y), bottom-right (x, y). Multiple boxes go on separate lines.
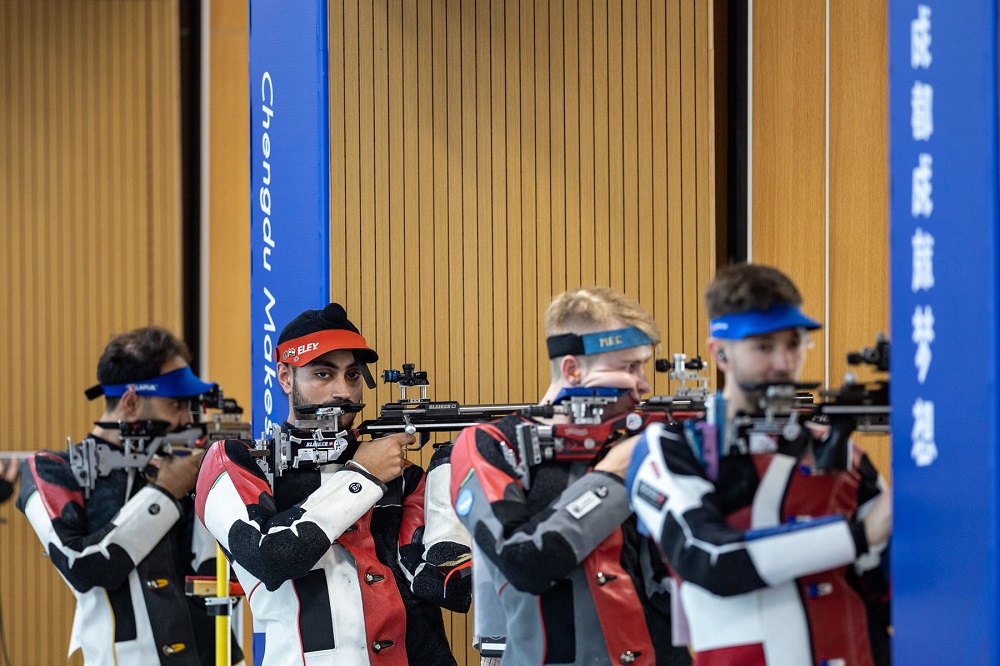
top-left (909, 4), bottom-right (936, 467)
top-left (891, 0), bottom-right (1000, 657)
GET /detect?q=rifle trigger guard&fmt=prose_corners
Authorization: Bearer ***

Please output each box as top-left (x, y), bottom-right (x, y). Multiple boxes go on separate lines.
top-left (402, 416), bottom-right (425, 450)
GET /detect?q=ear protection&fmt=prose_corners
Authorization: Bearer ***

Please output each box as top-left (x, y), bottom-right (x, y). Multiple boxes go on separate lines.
top-left (717, 349), bottom-right (727, 362)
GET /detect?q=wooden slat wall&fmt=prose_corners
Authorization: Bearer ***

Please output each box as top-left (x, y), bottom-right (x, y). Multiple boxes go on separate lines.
top-left (0, 1), bottom-right (183, 664)
top-left (206, 0), bottom-right (252, 419)
top-left (750, 0), bottom-right (890, 477)
top-left (327, 1), bottom-right (716, 662)
top-left (204, 0), bottom-right (256, 648)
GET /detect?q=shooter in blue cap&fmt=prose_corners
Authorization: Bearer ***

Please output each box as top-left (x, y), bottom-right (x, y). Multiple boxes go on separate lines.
top-left (703, 261), bottom-right (822, 417)
top-left (627, 264), bottom-right (892, 666)
top-left (18, 326), bottom-right (240, 665)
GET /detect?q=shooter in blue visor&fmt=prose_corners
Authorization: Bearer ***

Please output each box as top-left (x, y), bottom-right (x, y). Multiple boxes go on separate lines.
top-left (17, 326), bottom-right (242, 666)
top-left (626, 264), bottom-right (892, 666)
top-left (451, 287), bottom-right (691, 666)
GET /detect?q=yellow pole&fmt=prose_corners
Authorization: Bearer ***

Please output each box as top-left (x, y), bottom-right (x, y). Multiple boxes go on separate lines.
top-left (216, 543), bottom-right (229, 666)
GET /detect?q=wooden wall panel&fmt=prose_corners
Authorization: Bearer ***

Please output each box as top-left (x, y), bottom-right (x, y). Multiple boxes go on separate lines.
top-left (829, 1), bottom-right (890, 478)
top-left (0, 1), bottom-right (183, 663)
top-left (750, 0), bottom-right (890, 477)
top-left (750, 0), bottom-right (827, 383)
top-left (205, 0), bottom-right (254, 647)
top-left (206, 0), bottom-right (251, 414)
top-left (329, 1), bottom-right (716, 662)
top-left (330, 0), bottom-right (716, 432)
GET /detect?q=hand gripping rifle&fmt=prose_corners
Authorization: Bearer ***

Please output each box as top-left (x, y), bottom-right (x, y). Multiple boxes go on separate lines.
top-left (68, 388), bottom-right (251, 497)
top-left (250, 363), bottom-right (533, 487)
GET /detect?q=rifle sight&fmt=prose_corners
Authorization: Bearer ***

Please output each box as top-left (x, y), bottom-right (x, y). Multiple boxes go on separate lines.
top-left (655, 355), bottom-right (706, 373)
top-left (846, 332), bottom-right (890, 372)
top-left (382, 363), bottom-right (429, 386)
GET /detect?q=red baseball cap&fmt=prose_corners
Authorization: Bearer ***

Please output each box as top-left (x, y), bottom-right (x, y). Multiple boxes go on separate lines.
top-left (274, 303), bottom-right (378, 367)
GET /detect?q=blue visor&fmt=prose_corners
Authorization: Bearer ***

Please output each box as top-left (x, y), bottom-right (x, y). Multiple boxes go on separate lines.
top-left (709, 304), bottom-right (821, 340)
top-left (546, 326), bottom-right (654, 358)
top-left (100, 366), bottom-right (216, 398)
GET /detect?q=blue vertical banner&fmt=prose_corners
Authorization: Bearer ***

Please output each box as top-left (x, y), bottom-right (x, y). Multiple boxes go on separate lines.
top-left (250, 0), bottom-right (330, 438)
top-left (889, 2), bottom-right (999, 664)
top-left (249, 3), bottom-right (329, 663)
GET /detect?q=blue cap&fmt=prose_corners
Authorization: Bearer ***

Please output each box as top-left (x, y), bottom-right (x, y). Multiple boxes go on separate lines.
top-left (100, 366), bottom-right (215, 398)
top-left (709, 304), bottom-right (821, 340)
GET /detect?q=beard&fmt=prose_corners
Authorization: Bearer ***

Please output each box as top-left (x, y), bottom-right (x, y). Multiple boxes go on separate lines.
top-left (727, 361), bottom-right (797, 415)
top-left (290, 380), bottom-right (357, 429)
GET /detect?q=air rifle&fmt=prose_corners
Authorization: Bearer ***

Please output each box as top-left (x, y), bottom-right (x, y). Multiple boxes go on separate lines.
top-left (68, 388), bottom-right (250, 497)
top-left (505, 354), bottom-right (720, 488)
top-left (726, 334), bottom-right (891, 471)
top-left (810, 333), bottom-right (891, 469)
top-left (250, 363), bottom-right (533, 487)
top-left (356, 364), bottom-right (534, 447)
top-left (505, 349), bottom-right (826, 485)
top-left (645, 353), bottom-right (713, 415)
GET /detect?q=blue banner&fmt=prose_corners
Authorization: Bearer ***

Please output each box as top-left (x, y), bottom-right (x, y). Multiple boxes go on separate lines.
top-left (249, 4), bottom-right (329, 662)
top-left (889, 2), bottom-right (999, 663)
top-left (249, 0), bottom-right (330, 439)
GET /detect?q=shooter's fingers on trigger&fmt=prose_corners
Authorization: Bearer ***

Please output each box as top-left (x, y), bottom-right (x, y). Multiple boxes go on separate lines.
top-left (403, 435), bottom-right (424, 451)
top-left (380, 431), bottom-right (416, 450)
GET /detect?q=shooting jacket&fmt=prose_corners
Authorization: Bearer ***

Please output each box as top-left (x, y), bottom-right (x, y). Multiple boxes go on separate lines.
top-left (195, 429), bottom-right (471, 666)
top-left (450, 415), bottom-right (690, 666)
top-left (17, 437), bottom-right (229, 665)
top-left (627, 423), bottom-right (890, 666)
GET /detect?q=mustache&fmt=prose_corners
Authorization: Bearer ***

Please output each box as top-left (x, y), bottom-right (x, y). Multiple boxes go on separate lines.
top-left (317, 398), bottom-right (351, 408)
top-left (291, 395), bottom-right (364, 415)
top-left (291, 384), bottom-right (351, 410)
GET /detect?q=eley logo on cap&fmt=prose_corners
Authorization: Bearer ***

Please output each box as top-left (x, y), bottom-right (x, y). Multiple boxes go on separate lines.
top-left (282, 342), bottom-right (320, 362)
top-left (294, 342), bottom-right (319, 356)
top-left (274, 329), bottom-right (376, 367)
